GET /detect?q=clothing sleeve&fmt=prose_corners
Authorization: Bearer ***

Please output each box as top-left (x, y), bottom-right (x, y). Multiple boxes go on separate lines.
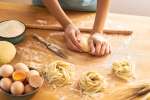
top-left (32, 0), bottom-right (96, 12)
top-left (61, 0), bottom-right (97, 11)
top-left (81, 0), bottom-right (93, 6)
top-left (32, 0), bottom-right (43, 6)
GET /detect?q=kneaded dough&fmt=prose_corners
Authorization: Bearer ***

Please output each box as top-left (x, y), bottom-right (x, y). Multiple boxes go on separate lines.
top-left (145, 95), bottom-right (150, 100)
top-left (0, 41), bottom-right (16, 65)
top-left (79, 34), bottom-right (90, 52)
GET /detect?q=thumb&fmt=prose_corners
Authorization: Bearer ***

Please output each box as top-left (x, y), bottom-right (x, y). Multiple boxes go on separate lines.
top-left (76, 30), bottom-right (81, 42)
top-left (89, 38), bottom-right (95, 55)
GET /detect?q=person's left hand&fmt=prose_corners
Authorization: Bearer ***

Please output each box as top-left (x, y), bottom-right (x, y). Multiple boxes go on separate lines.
top-left (88, 33), bottom-right (111, 56)
top-left (64, 24), bottom-right (82, 52)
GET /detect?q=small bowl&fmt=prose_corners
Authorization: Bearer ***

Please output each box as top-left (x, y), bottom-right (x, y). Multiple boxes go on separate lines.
top-left (0, 87), bottom-right (40, 97)
top-left (0, 68), bottom-right (43, 97)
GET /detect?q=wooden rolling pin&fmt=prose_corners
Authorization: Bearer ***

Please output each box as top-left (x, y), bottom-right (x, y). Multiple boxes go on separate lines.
top-left (26, 24), bottom-right (133, 35)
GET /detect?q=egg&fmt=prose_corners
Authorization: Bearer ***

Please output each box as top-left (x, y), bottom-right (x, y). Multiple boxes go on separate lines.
top-left (29, 70), bottom-right (39, 76)
top-left (14, 63), bottom-right (29, 73)
top-left (29, 75), bottom-right (44, 88)
top-left (24, 84), bottom-right (34, 93)
top-left (0, 78), bottom-right (12, 92)
top-left (27, 70), bottom-right (40, 80)
top-left (12, 70), bottom-right (27, 81)
top-left (0, 64), bottom-right (14, 77)
top-left (10, 81), bottom-right (24, 96)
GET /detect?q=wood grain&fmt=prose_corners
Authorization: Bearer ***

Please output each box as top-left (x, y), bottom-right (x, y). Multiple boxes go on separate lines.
top-left (0, 2), bottom-right (150, 100)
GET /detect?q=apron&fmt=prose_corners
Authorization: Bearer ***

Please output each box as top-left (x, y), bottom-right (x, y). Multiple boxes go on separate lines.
top-left (32, 0), bottom-right (97, 11)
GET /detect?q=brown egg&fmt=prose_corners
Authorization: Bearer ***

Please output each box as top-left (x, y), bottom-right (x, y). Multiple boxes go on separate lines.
top-left (0, 78), bottom-right (12, 92)
top-left (29, 75), bottom-right (44, 88)
top-left (27, 70), bottom-right (40, 80)
top-left (0, 64), bottom-right (14, 77)
top-left (29, 70), bottom-right (39, 76)
top-left (24, 84), bottom-right (34, 94)
top-left (14, 63), bottom-right (29, 73)
top-left (10, 81), bottom-right (24, 96)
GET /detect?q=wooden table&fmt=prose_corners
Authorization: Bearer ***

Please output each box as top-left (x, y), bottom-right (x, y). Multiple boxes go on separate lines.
top-left (0, 2), bottom-right (150, 100)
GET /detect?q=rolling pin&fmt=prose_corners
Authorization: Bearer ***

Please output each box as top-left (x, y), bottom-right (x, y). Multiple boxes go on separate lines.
top-left (26, 24), bottom-right (133, 35)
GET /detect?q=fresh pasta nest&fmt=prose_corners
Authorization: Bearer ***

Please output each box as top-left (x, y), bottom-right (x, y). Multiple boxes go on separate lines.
top-left (78, 72), bottom-right (105, 95)
top-left (41, 60), bottom-right (73, 88)
top-left (112, 60), bottom-right (134, 81)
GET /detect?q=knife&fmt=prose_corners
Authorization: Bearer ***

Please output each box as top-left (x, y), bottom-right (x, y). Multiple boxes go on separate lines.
top-left (33, 34), bottom-right (68, 59)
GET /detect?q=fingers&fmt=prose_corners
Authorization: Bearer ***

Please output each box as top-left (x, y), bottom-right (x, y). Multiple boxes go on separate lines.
top-left (69, 29), bottom-right (82, 50)
top-left (100, 42), bottom-right (111, 56)
top-left (66, 39), bottom-right (81, 52)
top-left (89, 38), bottom-right (95, 55)
top-left (65, 35), bottom-right (81, 52)
top-left (91, 40), bottom-right (111, 56)
top-left (106, 43), bottom-right (112, 55)
top-left (100, 42), bottom-right (107, 56)
top-left (105, 43), bottom-right (110, 54)
top-left (76, 30), bottom-right (81, 42)
top-left (95, 42), bottom-right (102, 56)
top-left (65, 28), bottom-right (82, 52)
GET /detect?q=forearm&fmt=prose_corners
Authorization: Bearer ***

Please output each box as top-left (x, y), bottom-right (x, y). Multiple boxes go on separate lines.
top-left (93, 0), bottom-right (110, 33)
top-left (42, 0), bottom-right (72, 28)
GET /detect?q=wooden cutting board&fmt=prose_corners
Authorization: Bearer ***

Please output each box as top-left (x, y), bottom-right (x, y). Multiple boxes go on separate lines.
top-left (0, 2), bottom-right (150, 100)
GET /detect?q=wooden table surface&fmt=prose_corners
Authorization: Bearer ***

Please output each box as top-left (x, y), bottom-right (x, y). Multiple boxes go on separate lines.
top-left (0, 2), bottom-right (150, 100)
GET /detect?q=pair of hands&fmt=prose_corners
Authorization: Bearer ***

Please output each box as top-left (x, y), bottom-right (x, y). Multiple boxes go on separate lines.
top-left (64, 24), bottom-right (111, 56)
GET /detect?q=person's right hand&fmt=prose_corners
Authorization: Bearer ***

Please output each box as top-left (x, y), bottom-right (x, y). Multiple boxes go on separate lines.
top-left (64, 24), bottom-right (82, 52)
top-left (89, 33), bottom-right (111, 56)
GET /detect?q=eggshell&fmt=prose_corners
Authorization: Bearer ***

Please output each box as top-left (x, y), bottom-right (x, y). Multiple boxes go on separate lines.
top-left (10, 81), bottom-right (24, 96)
top-left (29, 75), bottom-right (43, 88)
top-left (27, 70), bottom-right (40, 80)
top-left (14, 63), bottom-right (29, 73)
top-left (0, 64), bottom-right (14, 77)
top-left (0, 78), bottom-right (12, 92)
top-left (24, 84), bottom-right (34, 93)
top-left (29, 70), bottom-right (39, 76)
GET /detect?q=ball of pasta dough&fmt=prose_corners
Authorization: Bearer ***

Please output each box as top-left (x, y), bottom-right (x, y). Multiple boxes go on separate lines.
top-left (79, 34), bottom-right (90, 52)
top-left (0, 41), bottom-right (16, 65)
